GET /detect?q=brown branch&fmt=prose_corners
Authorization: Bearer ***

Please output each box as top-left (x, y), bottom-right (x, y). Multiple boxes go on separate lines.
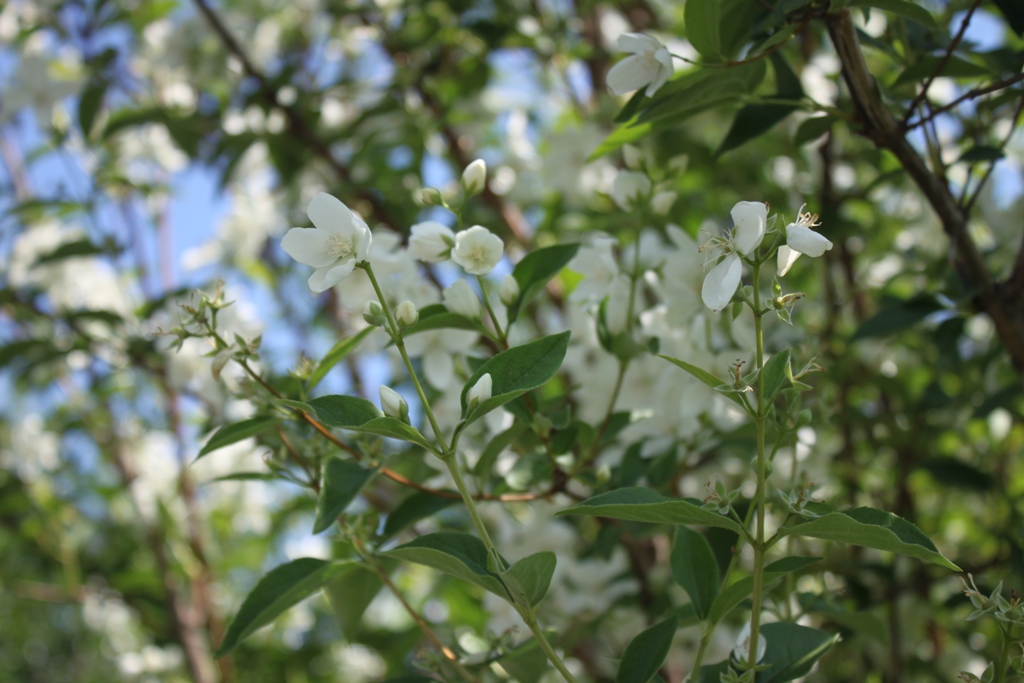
top-left (906, 73), bottom-right (1024, 131)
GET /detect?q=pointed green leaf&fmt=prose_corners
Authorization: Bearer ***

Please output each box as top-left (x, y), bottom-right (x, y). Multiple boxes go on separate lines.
top-left (778, 508), bottom-right (959, 570)
top-left (756, 622), bottom-right (839, 683)
top-left (658, 354), bottom-right (743, 405)
top-left (762, 349), bottom-right (791, 404)
top-left (508, 244), bottom-right (581, 323)
top-left (851, 0), bottom-right (937, 28)
top-left (307, 327), bottom-right (374, 390)
top-left (708, 556), bottom-right (822, 625)
top-left (381, 490), bottom-right (460, 539)
top-left (197, 417), bottom-right (278, 459)
top-left (312, 458), bottom-right (377, 534)
top-left (460, 332), bottom-right (570, 425)
top-left (78, 80), bottom-right (107, 138)
top-left (402, 304), bottom-right (489, 337)
top-left (556, 487), bottom-right (744, 534)
top-left (215, 558), bottom-right (352, 657)
top-left (304, 395), bottom-right (434, 450)
top-left (499, 635), bottom-right (552, 683)
top-left (503, 551), bottom-right (557, 607)
top-left (324, 563), bottom-right (383, 636)
top-left (671, 527), bottom-right (720, 619)
top-left (685, 0), bottom-right (722, 61)
top-left (616, 616), bottom-right (678, 683)
top-left (794, 115), bottom-right (836, 146)
top-left (694, 661), bottom-right (732, 683)
top-left (380, 532), bottom-right (508, 597)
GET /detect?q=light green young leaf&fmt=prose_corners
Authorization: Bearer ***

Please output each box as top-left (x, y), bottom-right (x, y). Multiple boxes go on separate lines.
top-left (380, 532), bottom-right (508, 597)
top-left (197, 417), bottom-right (278, 460)
top-left (762, 349), bottom-right (791, 404)
top-left (307, 327), bottom-right (374, 390)
top-left (508, 244), bottom-right (580, 323)
top-left (685, 0), bottom-right (722, 61)
top-left (312, 458), bottom-right (377, 534)
top-left (556, 487), bottom-right (744, 534)
top-left (616, 616), bottom-right (678, 683)
top-left (503, 551), bottom-right (557, 607)
top-left (460, 332), bottom-right (570, 425)
top-left (671, 526), bottom-right (720, 619)
top-left (708, 556), bottom-right (822, 625)
top-left (658, 354), bottom-right (744, 407)
top-left (778, 508), bottom-right (959, 570)
top-left (215, 558), bottom-right (353, 657)
top-left (304, 395), bottom-right (434, 450)
top-left (756, 622), bottom-right (839, 683)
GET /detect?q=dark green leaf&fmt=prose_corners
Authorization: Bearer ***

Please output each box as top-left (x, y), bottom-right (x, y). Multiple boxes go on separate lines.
top-left (708, 556), bottom-right (822, 625)
top-left (616, 616), bottom-right (678, 683)
top-left (851, 0), bottom-right (937, 28)
top-left (685, 0), bottom-right (722, 61)
top-left (460, 332), bottom-right (570, 425)
top-left (915, 457), bottom-right (993, 491)
top-left (556, 487), bottom-right (744, 533)
top-left (778, 508), bottom-right (959, 570)
top-left (851, 295), bottom-right (944, 340)
top-left (307, 328), bottom-right (374, 390)
top-left (503, 551), bottom-right (557, 607)
top-left (756, 622), bottom-right (839, 683)
top-left (305, 395), bottom-right (434, 450)
top-left (993, 0), bottom-right (1024, 36)
top-left (325, 563), bottom-right (383, 636)
top-left (671, 527), bottom-right (720, 619)
top-left (215, 558), bottom-right (352, 657)
top-left (794, 116), bottom-right (835, 146)
top-left (380, 532), bottom-right (508, 597)
top-left (500, 636), bottom-right (551, 683)
top-left (694, 661), bottom-right (732, 683)
top-left (716, 54), bottom-right (803, 156)
top-left (958, 146), bottom-right (1005, 163)
top-left (402, 304), bottom-right (489, 337)
top-left (197, 417), bottom-right (278, 460)
top-left (616, 88), bottom-right (649, 124)
top-left (762, 349), bottom-right (791, 403)
top-left (659, 354), bottom-right (743, 407)
top-left (34, 239), bottom-right (111, 265)
top-left (509, 244), bottom-right (580, 323)
top-left (892, 56), bottom-right (991, 87)
top-left (382, 491), bottom-right (460, 539)
top-left (312, 458), bottom-right (377, 534)
top-left (78, 81), bottom-right (107, 138)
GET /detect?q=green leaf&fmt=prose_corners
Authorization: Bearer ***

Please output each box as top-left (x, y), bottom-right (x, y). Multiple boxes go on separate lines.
top-left (616, 616), bottom-right (678, 683)
top-left (556, 487), bottom-right (744, 534)
top-left (500, 636), bottom-right (551, 683)
top-left (197, 417), bottom-right (278, 460)
top-left (402, 304), bottom-right (489, 337)
top-left (778, 508), bottom-right (959, 570)
top-left (671, 527), bottom-right (720, 619)
top-left (324, 563), bottom-right (383, 636)
top-left (508, 244), bottom-right (581, 324)
top-left (892, 55), bottom-right (993, 87)
top-left (708, 556), bottom-right (822, 625)
top-left (307, 328), bottom-right (374, 390)
top-left (312, 458), bottom-right (377, 534)
top-left (685, 0), bottom-right (722, 61)
top-left (305, 395), bottom-right (434, 450)
top-left (78, 81), bottom-right (107, 138)
top-left (756, 622), bottom-right (839, 683)
top-left (658, 354), bottom-right (743, 407)
top-left (762, 349), bottom-right (791, 403)
top-left (460, 332), bottom-right (570, 425)
top-left (215, 558), bottom-right (352, 657)
top-left (794, 115), bottom-right (836, 146)
top-left (381, 491), bottom-right (460, 539)
top-left (959, 145), bottom-right (1005, 163)
top-left (503, 551), bottom-right (556, 607)
top-left (851, 295), bottom-right (944, 340)
top-left (716, 55), bottom-right (803, 156)
top-left (34, 238), bottom-right (112, 265)
top-left (851, 0), bottom-right (937, 28)
top-left (694, 661), bottom-right (732, 683)
top-left (380, 532), bottom-right (508, 597)
top-left (993, 0), bottom-right (1024, 36)
top-left (915, 457), bottom-right (993, 491)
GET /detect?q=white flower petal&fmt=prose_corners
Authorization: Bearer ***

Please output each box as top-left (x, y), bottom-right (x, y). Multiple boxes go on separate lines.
top-left (617, 32), bottom-right (661, 54)
top-left (607, 55), bottom-right (659, 96)
top-left (777, 244), bottom-right (801, 277)
top-left (307, 192), bottom-right (356, 237)
top-left (452, 225), bottom-right (504, 275)
top-left (423, 350), bottom-right (454, 389)
top-left (701, 253), bottom-right (742, 311)
top-left (409, 221), bottom-right (456, 262)
top-left (308, 261), bottom-right (355, 292)
top-left (787, 224), bottom-right (833, 257)
top-left (731, 201), bottom-right (768, 255)
top-left (281, 228), bottom-right (338, 268)
top-left (444, 278), bottom-right (481, 318)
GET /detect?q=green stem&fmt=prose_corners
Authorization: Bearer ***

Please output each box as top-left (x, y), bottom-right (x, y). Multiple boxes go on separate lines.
top-left (523, 614), bottom-right (580, 683)
top-left (477, 276), bottom-right (507, 346)
top-left (996, 624), bottom-right (1012, 683)
top-left (748, 260), bottom-right (768, 670)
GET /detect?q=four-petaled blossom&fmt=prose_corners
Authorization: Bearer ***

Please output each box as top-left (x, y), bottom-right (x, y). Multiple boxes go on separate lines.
top-left (499, 274), bottom-right (520, 307)
top-left (611, 170), bottom-right (652, 211)
top-left (379, 385), bottom-right (409, 422)
top-left (281, 193), bottom-right (372, 293)
top-left (462, 159), bottom-right (487, 195)
top-left (444, 279), bottom-right (481, 319)
top-left (467, 373), bottom-right (492, 408)
top-left (607, 33), bottom-right (674, 97)
top-left (409, 221), bottom-right (456, 262)
top-left (732, 621), bottom-right (767, 664)
top-left (777, 206), bottom-right (833, 276)
top-left (452, 225), bottom-right (504, 275)
top-left (700, 201), bottom-right (768, 312)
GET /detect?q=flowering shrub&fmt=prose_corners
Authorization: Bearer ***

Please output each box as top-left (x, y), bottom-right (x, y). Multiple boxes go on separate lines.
top-left (3, 1), bottom-right (1024, 683)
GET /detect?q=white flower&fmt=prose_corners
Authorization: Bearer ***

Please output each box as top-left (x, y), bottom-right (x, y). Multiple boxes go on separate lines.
top-left (699, 201), bottom-right (768, 312)
top-left (467, 373), bottom-right (492, 408)
top-left (777, 206), bottom-right (833, 276)
top-left (623, 145), bottom-right (645, 170)
top-left (569, 235), bottom-right (620, 302)
top-left (281, 193), bottom-right (371, 293)
top-left (444, 279), bottom-right (481, 319)
top-left (605, 275), bottom-right (633, 334)
top-left (651, 190), bottom-right (677, 215)
top-left (732, 621), bottom-right (767, 664)
top-left (462, 159), bottom-right (487, 195)
top-left (379, 385), bottom-right (409, 421)
top-left (606, 33), bottom-right (674, 97)
top-left (452, 226), bottom-right (504, 275)
top-left (499, 274), bottom-right (520, 307)
top-left (395, 300), bottom-right (419, 329)
top-left (409, 221), bottom-right (455, 262)
top-left (404, 329), bottom-right (477, 389)
top-left (611, 170), bottom-right (652, 211)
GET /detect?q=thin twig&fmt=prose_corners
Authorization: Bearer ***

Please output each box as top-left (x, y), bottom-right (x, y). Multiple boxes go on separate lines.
top-left (906, 73), bottom-right (1024, 131)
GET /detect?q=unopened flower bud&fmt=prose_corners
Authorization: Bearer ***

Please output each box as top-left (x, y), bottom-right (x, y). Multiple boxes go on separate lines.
top-left (395, 300), bottom-right (419, 329)
top-left (444, 279), bottom-right (481, 319)
top-left (797, 409), bottom-right (813, 427)
top-left (499, 274), bottom-right (520, 307)
top-left (467, 373), bottom-right (492, 409)
top-left (363, 300), bottom-right (385, 327)
top-left (461, 159), bottom-right (487, 195)
top-left (380, 385), bottom-right (409, 422)
top-left (419, 187), bottom-right (443, 206)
